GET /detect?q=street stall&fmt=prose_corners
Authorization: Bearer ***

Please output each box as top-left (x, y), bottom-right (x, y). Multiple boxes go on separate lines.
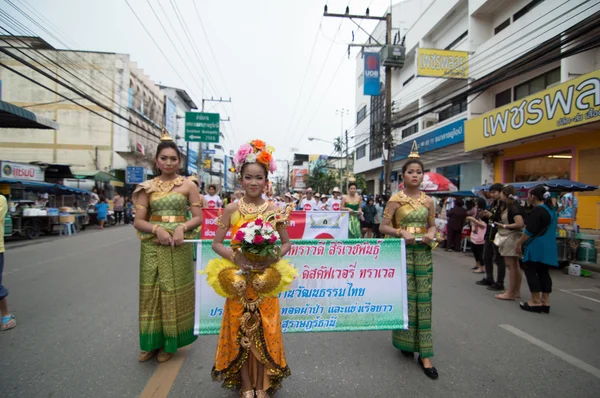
top-left (474, 180), bottom-right (599, 268)
top-left (1, 177), bottom-right (91, 239)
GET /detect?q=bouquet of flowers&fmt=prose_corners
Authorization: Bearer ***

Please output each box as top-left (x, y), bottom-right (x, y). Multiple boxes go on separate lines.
top-left (233, 216), bottom-right (281, 263)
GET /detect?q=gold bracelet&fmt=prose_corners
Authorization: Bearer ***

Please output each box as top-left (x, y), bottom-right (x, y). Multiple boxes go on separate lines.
top-left (135, 204), bottom-right (147, 210)
top-left (190, 201), bottom-right (203, 208)
top-left (152, 224), bottom-right (159, 234)
top-left (230, 249), bottom-right (238, 263)
top-left (177, 224), bottom-right (188, 232)
top-left (396, 228), bottom-right (403, 238)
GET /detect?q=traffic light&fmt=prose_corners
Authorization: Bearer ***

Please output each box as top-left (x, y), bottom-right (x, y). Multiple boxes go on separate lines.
top-left (229, 167), bottom-right (236, 173)
top-left (203, 159), bottom-right (211, 169)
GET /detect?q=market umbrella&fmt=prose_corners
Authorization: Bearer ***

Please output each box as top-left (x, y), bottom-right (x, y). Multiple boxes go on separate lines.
top-left (399, 172), bottom-right (458, 192)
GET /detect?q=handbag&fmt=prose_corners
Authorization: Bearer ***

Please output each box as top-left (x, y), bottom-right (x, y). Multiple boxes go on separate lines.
top-left (493, 232), bottom-right (509, 248)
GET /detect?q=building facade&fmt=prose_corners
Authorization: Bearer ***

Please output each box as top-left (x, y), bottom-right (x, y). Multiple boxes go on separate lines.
top-left (0, 36), bottom-right (164, 179)
top-left (354, 0), bottom-right (600, 218)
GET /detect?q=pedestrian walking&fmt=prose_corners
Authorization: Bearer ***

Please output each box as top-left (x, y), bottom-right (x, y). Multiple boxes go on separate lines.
top-left (516, 185), bottom-right (558, 314)
top-left (132, 132), bottom-right (203, 363)
top-left (445, 198), bottom-right (467, 252)
top-left (379, 155), bottom-right (439, 380)
top-left (113, 193), bottom-right (125, 225)
top-left (361, 197), bottom-right (377, 238)
top-left (494, 185), bottom-right (525, 301)
top-left (0, 194), bottom-right (16, 331)
top-left (374, 196), bottom-right (385, 238)
top-left (95, 197), bottom-right (109, 229)
top-left (203, 139), bottom-right (294, 397)
top-left (466, 198), bottom-right (488, 274)
top-left (476, 183), bottom-right (507, 291)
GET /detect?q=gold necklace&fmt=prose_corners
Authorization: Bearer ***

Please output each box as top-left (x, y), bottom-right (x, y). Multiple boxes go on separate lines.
top-left (399, 190), bottom-right (427, 209)
top-left (154, 175), bottom-right (184, 193)
top-left (239, 197), bottom-right (269, 215)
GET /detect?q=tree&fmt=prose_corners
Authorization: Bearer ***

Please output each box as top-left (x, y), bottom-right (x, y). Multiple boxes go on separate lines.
top-left (307, 165), bottom-right (338, 194)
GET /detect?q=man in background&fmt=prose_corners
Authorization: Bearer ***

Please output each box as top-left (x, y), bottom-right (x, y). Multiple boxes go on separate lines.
top-left (0, 194), bottom-right (16, 331)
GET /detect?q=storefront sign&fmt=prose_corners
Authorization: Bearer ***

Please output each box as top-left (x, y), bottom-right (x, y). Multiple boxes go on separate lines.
top-left (393, 119), bottom-right (465, 161)
top-left (201, 209), bottom-right (349, 240)
top-left (0, 161), bottom-right (44, 181)
top-left (364, 52), bottom-right (381, 96)
top-left (193, 239), bottom-right (408, 334)
top-left (125, 166), bottom-right (145, 185)
top-left (416, 48), bottom-right (469, 79)
top-left (292, 166), bottom-right (308, 190)
top-left (465, 69), bottom-right (600, 152)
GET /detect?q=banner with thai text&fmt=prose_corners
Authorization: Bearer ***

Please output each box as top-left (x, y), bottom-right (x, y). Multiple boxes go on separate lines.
top-left (201, 209), bottom-right (349, 240)
top-left (193, 239), bottom-right (408, 335)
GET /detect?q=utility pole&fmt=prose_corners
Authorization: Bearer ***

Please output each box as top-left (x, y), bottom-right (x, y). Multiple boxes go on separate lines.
top-left (345, 129), bottom-right (349, 191)
top-left (197, 96), bottom-right (231, 187)
top-left (335, 108), bottom-right (348, 188)
top-left (324, 7), bottom-right (392, 196)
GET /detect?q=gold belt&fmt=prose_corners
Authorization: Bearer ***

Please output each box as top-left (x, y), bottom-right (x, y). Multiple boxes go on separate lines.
top-left (400, 226), bottom-right (427, 234)
top-left (150, 215), bottom-right (187, 223)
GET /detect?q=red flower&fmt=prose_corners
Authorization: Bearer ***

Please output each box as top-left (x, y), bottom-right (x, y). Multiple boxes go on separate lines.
top-left (269, 234), bottom-right (277, 244)
top-left (255, 218), bottom-right (263, 227)
top-left (253, 235), bottom-right (265, 244)
top-left (234, 230), bottom-right (245, 241)
top-left (241, 222), bottom-right (249, 228)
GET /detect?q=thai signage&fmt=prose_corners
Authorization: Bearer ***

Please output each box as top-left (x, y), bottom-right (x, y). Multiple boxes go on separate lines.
top-left (393, 119), bottom-right (465, 161)
top-left (292, 166), bottom-right (308, 190)
top-left (0, 161), bottom-right (44, 181)
top-left (465, 69), bottom-right (600, 152)
top-left (194, 239), bottom-right (408, 334)
top-left (416, 48), bottom-right (469, 79)
top-left (364, 52), bottom-right (381, 96)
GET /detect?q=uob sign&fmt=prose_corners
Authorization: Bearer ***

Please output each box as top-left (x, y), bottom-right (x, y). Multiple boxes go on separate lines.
top-left (364, 53), bottom-right (381, 96)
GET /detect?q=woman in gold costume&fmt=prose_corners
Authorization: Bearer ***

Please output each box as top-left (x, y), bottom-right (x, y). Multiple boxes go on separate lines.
top-left (133, 132), bottom-right (202, 363)
top-left (379, 150), bottom-right (439, 380)
top-left (203, 140), bottom-right (296, 397)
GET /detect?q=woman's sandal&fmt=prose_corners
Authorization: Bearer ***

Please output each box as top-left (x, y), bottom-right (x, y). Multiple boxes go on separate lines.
top-left (520, 302), bottom-right (542, 313)
top-left (157, 349), bottom-right (173, 363)
top-left (255, 390), bottom-right (270, 398)
top-left (138, 350), bottom-right (157, 362)
top-left (1, 314), bottom-right (16, 331)
top-left (240, 390), bottom-right (255, 398)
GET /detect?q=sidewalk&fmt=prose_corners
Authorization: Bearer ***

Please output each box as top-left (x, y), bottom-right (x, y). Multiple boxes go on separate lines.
top-left (5, 224), bottom-right (133, 249)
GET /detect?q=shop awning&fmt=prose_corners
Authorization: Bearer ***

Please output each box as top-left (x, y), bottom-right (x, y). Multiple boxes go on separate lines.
top-left (429, 191), bottom-right (480, 197)
top-left (0, 100), bottom-right (59, 130)
top-left (54, 184), bottom-right (91, 195)
top-left (474, 180), bottom-right (598, 192)
top-left (74, 170), bottom-right (121, 182)
top-left (0, 178), bottom-right (90, 195)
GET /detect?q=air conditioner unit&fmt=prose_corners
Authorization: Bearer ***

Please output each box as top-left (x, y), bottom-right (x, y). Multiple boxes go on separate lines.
top-left (381, 45), bottom-right (406, 68)
top-left (423, 115), bottom-right (438, 129)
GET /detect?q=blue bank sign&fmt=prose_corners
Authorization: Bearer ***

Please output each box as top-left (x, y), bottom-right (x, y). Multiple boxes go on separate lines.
top-left (393, 119), bottom-right (465, 161)
top-left (363, 52), bottom-right (381, 96)
top-left (126, 166), bottom-right (145, 185)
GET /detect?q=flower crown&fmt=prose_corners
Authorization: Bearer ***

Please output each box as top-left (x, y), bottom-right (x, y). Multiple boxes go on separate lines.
top-left (233, 139), bottom-right (277, 173)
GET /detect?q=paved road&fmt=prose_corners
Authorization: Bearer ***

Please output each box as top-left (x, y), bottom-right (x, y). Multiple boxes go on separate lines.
top-left (1, 226), bottom-right (600, 397)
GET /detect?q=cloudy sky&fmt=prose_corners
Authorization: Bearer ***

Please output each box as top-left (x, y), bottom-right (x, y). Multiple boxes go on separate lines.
top-left (3, 0), bottom-right (394, 162)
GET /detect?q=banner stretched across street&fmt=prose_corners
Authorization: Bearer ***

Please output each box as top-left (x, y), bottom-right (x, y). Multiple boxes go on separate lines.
top-left (193, 239), bottom-right (408, 335)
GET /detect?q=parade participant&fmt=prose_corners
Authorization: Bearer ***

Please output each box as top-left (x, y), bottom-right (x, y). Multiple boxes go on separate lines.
top-left (379, 146), bottom-right (439, 380)
top-left (300, 188), bottom-right (317, 211)
top-left (233, 190), bottom-right (244, 203)
top-left (204, 185), bottom-right (223, 209)
top-left (327, 187), bottom-right (343, 211)
top-left (342, 182), bottom-right (363, 239)
top-left (132, 130), bottom-right (202, 363)
top-left (0, 194), bottom-right (16, 331)
top-left (203, 139), bottom-right (295, 397)
top-left (318, 194), bottom-right (329, 210)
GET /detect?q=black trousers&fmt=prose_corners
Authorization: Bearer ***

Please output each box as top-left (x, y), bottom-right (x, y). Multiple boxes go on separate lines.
top-left (471, 244), bottom-right (484, 264)
top-left (483, 239), bottom-right (505, 283)
top-left (446, 228), bottom-right (462, 251)
top-left (115, 210), bottom-right (124, 224)
top-left (522, 261), bottom-right (553, 293)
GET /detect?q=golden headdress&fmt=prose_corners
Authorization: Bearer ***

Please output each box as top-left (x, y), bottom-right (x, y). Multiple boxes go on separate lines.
top-left (160, 128), bottom-right (173, 142)
top-left (408, 141), bottom-right (420, 159)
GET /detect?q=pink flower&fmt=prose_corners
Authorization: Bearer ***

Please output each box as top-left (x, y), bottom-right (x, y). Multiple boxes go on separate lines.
top-left (269, 157), bottom-right (277, 173)
top-left (269, 234), bottom-right (277, 244)
top-left (253, 235), bottom-right (265, 244)
top-left (241, 222), bottom-right (249, 228)
top-left (233, 144), bottom-right (254, 170)
top-left (255, 218), bottom-right (263, 227)
top-left (234, 230), bottom-right (245, 241)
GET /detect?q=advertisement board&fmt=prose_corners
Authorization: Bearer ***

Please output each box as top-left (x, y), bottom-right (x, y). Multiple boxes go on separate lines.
top-left (416, 48), bottom-right (469, 79)
top-left (393, 119), bottom-right (465, 161)
top-left (0, 161), bottom-right (44, 181)
top-left (363, 52), bottom-right (381, 96)
top-left (165, 97), bottom-right (177, 134)
top-left (292, 166), bottom-right (308, 190)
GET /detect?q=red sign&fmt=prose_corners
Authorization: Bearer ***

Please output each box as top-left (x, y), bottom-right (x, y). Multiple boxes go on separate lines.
top-left (303, 204), bottom-right (313, 211)
top-left (207, 200), bottom-right (217, 209)
top-left (332, 203), bottom-right (340, 211)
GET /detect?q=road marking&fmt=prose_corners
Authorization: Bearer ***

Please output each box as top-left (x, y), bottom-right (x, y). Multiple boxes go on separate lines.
top-left (559, 289), bottom-right (600, 304)
top-left (500, 324), bottom-right (600, 379)
top-left (139, 347), bottom-right (189, 398)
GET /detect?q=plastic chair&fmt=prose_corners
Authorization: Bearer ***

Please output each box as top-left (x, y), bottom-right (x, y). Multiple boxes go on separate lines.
top-left (59, 222), bottom-right (77, 237)
top-left (460, 226), bottom-right (471, 252)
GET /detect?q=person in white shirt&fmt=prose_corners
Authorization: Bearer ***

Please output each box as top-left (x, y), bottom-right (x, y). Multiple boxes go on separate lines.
top-left (318, 195), bottom-right (329, 210)
top-left (233, 190), bottom-right (243, 203)
top-left (203, 185), bottom-right (223, 209)
top-left (327, 187), bottom-right (343, 211)
top-left (300, 188), bottom-right (318, 211)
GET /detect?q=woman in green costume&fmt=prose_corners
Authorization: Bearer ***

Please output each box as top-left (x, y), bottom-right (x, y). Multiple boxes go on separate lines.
top-left (341, 182), bottom-right (363, 239)
top-left (379, 155), bottom-right (440, 380)
top-left (133, 133), bottom-right (202, 363)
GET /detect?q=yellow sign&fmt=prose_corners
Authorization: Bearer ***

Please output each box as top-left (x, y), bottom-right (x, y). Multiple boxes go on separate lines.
top-left (416, 48), bottom-right (469, 79)
top-left (0, 183), bottom-right (10, 195)
top-left (465, 69), bottom-right (600, 152)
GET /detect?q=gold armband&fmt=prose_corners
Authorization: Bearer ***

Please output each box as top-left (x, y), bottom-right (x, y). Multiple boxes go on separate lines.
top-left (135, 204), bottom-right (147, 210)
top-left (383, 210), bottom-right (393, 220)
top-left (190, 201), bottom-right (203, 208)
top-left (216, 210), bottom-right (227, 229)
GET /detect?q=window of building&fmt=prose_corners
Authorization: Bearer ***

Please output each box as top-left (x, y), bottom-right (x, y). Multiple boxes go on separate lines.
top-left (445, 30), bottom-right (468, 50)
top-left (402, 123), bottom-right (419, 139)
top-left (494, 18), bottom-right (510, 35)
top-left (439, 97), bottom-right (467, 122)
top-left (214, 144), bottom-right (223, 150)
top-left (356, 105), bottom-right (367, 124)
top-left (369, 84), bottom-right (384, 161)
top-left (504, 150), bottom-right (572, 182)
top-left (403, 74), bottom-right (415, 87)
top-left (513, 0), bottom-right (545, 22)
top-left (514, 68), bottom-right (560, 100)
top-left (495, 88), bottom-right (512, 107)
top-left (356, 144), bottom-right (367, 159)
